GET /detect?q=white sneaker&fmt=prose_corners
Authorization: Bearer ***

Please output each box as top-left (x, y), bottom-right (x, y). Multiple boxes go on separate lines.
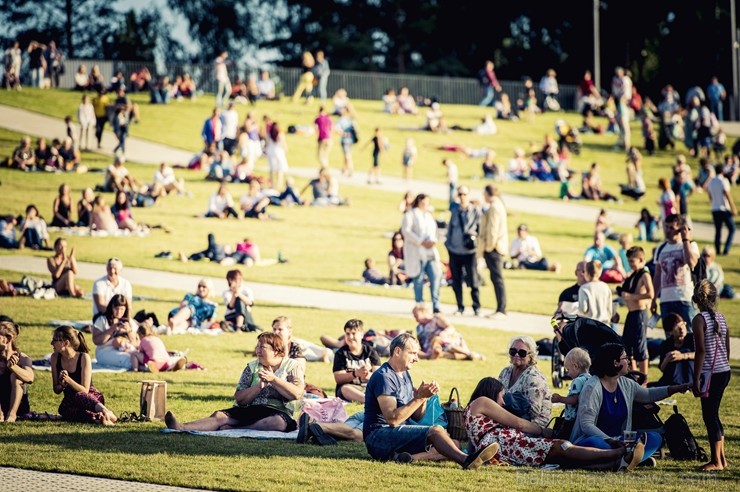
top-left (486, 312), bottom-right (507, 320)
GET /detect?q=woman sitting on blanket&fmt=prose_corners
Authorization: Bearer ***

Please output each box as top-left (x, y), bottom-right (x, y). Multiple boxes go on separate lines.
top-left (168, 278), bottom-right (218, 333)
top-left (90, 195), bottom-right (119, 233)
top-left (0, 319), bottom-right (34, 422)
top-left (412, 305), bottom-right (483, 360)
top-left (92, 294), bottom-right (139, 370)
top-left (165, 332), bottom-right (305, 432)
top-left (51, 325), bottom-right (117, 425)
top-left (464, 377), bottom-right (642, 470)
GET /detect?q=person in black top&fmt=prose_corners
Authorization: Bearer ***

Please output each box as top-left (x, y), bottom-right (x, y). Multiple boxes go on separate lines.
top-left (333, 319), bottom-right (381, 403)
top-left (555, 261), bottom-right (586, 317)
top-left (654, 313), bottom-right (695, 387)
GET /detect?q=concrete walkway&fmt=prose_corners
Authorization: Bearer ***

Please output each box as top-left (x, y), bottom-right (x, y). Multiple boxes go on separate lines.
top-left (0, 467), bottom-right (202, 491)
top-left (0, 104), bottom-right (731, 246)
top-left (0, 255), bottom-right (553, 337)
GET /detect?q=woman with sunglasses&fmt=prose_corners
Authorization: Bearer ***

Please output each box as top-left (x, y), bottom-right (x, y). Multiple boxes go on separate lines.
top-left (465, 377), bottom-right (643, 470)
top-left (497, 336), bottom-right (551, 426)
top-left (51, 325), bottom-right (117, 425)
top-left (0, 319), bottom-right (34, 422)
top-left (387, 231), bottom-right (408, 286)
top-left (571, 343), bottom-right (691, 467)
top-left (168, 278), bottom-right (217, 334)
top-left (92, 294), bottom-right (139, 370)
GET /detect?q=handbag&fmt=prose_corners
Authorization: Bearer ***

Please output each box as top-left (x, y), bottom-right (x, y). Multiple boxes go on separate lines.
top-left (139, 380), bottom-right (167, 420)
top-left (463, 233), bottom-right (477, 250)
top-left (442, 387), bottom-right (466, 441)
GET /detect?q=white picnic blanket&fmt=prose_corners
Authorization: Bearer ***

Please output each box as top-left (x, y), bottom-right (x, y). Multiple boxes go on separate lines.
top-left (161, 428), bottom-right (298, 440)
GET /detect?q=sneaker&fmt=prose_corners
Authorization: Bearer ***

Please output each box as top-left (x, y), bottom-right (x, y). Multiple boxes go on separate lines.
top-left (391, 452), bottom-right (413, 463)
top-left (463, 442), bottom-right (500, 470)
top-left (296, 413), bottom-right (314, 444)
top-left (473, 309), bottom-right (480, 317)
top-left (637, 456), bottom-right (656, 468)
top-left (308, 423), bottom-right (337, 446)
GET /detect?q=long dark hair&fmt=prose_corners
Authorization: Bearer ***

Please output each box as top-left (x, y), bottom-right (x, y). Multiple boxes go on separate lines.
top-left (54, 325), bottom-right (90, 354)
top-left (591, 343), bottom-right (625, 378)
top-left (105, 294), bottom-right (130, 323)
top-left (411, 193), bottom-right (428, 209)
top-left (468, 377), bottom-right (505, 406)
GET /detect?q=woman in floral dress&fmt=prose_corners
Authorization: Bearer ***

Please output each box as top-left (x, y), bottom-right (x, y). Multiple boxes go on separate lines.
top-left (465, 377), bottom-right (640, 470)
top-left (497, 335), bottom-right (551, 426)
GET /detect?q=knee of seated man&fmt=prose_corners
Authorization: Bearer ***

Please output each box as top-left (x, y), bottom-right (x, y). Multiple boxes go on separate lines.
top-left (427, 425), bottom-right (447, 439)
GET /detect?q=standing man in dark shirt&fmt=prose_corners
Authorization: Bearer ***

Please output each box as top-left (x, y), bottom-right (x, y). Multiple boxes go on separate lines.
top-left (445, 186), bottom-right (482, 316)
top-left (27, 40), bottom-right (46, 88)
top-left (479, 60), bottom-right (502, 107)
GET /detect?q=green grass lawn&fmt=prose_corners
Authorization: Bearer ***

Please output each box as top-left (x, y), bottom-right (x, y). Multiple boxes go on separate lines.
top-left (0, 284), bottom-right (738, 491)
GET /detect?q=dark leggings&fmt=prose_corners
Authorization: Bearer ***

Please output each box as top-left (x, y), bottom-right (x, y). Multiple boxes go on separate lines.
top-left (701, 370), bottom-right (730, 442)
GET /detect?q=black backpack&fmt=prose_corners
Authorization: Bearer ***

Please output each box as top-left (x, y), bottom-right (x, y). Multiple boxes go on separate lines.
top-left (663, 405), bottom-right (708, 461)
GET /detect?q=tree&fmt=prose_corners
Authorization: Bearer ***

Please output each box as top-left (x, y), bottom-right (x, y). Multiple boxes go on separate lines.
top-left (104, 8), bottom-right (187, 63)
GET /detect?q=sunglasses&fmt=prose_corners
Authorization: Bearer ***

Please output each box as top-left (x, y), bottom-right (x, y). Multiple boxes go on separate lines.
top-left (509, 348), bottom-right (529, 358)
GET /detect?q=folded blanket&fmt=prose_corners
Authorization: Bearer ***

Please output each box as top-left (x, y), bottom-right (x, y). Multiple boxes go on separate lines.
top-left (161, 428), bottom-right (298, 440)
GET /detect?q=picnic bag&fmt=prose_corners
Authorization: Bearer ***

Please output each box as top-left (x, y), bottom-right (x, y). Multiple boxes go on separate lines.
top-left (664, 405), bottom-right (708, 461)
top-left (442, 387), bottom-right (466, 441)
top-left (139, 380), bottom-right (167, 421)
top-left (410, 394), bottom-right (448, 428)
top-left (301, 397), bottom-right (347, 423)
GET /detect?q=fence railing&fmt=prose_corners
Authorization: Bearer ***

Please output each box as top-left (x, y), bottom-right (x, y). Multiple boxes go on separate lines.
top-left (59, 58), bottom-right (579, 109)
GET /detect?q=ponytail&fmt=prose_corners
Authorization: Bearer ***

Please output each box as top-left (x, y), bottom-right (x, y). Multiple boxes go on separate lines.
top-left (76, 331), bottom-right (90, 354)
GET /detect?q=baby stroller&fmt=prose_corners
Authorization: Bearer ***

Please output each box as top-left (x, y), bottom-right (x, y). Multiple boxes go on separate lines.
top-left (555, 120), bottom-right (582, 155)
top-left (551, 315), bottom-right (621, 388)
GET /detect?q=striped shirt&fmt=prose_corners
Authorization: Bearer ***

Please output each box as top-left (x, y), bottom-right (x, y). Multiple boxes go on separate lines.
top-left (701, 311), bottom-right (730, 373)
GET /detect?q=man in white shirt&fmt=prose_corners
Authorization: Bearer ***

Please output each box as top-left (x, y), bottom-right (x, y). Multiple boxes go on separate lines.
top-left (509, 224), bottom-right (560, 272)
top-left (92, 257), bottom-right (133, 317)
top-left (257, 71), bottom-right (276, 100)
top-left (214, 51), bottom-right (231, 108)
top-left (707, 164), bottom-right (737, 255)
top-left (222, 102), bottom-right (239, 154)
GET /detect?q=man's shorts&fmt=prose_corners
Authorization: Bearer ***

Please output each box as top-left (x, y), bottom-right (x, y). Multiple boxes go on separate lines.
top-left (365, 424), bottom-right (431, 460)
top-left (623, 310), bottom-right (648, 362)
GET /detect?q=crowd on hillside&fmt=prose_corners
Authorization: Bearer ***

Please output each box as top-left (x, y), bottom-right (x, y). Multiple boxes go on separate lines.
top-left (0, 39), bottom-right (736, 474)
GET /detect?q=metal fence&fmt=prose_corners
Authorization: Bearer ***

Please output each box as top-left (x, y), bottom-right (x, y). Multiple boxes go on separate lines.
top-left (60, 58), bottom-right (579, 109)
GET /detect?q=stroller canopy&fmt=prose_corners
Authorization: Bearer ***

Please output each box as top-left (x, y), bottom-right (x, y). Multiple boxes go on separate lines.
top-left (557, 316), bottom-right (623, 360)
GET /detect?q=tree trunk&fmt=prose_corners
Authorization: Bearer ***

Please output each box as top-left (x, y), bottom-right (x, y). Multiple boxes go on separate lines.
top-left (66, 0), bottom-right (74, 57)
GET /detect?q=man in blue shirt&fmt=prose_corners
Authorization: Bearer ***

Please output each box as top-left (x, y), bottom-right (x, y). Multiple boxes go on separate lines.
top-left (584, 231), bottom-right (625, 282)
top-left (364, 333), bottom-right (498, 468)
top-left (707, 76), bottom-right (726, 122)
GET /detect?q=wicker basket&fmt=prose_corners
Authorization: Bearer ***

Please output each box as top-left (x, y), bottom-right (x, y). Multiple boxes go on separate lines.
top-left (442, 387), bottom-right (466, 441)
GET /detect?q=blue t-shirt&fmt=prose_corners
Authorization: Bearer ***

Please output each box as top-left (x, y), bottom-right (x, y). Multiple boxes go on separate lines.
top-left (584, 245), bottom-right (617, 271)
top-left (596, 383), bottom-right (628, 438)
top-left (564, 373), bottom-right (591, 420)
top-left (363, 362), bottom-right (414, 438)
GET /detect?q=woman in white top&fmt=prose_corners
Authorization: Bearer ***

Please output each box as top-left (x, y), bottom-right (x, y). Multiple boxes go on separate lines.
top-left (402, 193), bottom-right (441, 313)
top-left (77, 94), bottom-right (95, 151)
top-left (92, 294), bottom-right (139, 370)
top-left (268, 122), bottom-right (289, 190)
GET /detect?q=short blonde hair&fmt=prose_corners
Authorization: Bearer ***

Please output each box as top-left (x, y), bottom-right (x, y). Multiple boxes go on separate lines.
top-left (564, 347), bottom-right (591, 371)
top-left (509, 335), bottom-right (538, 366)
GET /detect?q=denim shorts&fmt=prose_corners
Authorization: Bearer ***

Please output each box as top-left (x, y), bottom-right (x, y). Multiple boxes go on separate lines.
top-left (365, 424), bottom-right (431, 460)
top-left (344, 412), bottom-right (364, 430)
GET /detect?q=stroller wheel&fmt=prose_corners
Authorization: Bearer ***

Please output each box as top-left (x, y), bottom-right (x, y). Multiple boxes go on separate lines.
top-left (552, 371), bottom-right (563, 389)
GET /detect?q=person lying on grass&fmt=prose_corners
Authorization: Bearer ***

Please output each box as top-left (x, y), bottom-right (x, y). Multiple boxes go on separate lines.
top-left (165, 332), bottom-right (304, 432)
top-left (0, 318), bottom-right (34, 422)
top-left (51, 325), bottom-right (117, 425)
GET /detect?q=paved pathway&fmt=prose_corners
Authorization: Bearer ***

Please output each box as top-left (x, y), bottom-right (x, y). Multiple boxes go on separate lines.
top-left (0, 104), bottom-right (731, 245)
top-left (0, 255), bottom-right (553, 337)
top-left (0, 467), bottom-right (202, 491)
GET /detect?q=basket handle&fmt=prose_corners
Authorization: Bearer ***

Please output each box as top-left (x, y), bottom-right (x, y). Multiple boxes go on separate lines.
top-left (448, 386), bottom-right (460, 404)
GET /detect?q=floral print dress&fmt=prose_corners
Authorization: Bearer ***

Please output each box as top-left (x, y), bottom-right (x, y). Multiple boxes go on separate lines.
top-left (498, 365), bottom-right (552, 427)
top-left (464, 408), bottom-right (555, 466)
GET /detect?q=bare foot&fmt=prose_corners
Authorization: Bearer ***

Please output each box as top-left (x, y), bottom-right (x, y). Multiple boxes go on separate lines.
top-left (165, 411), bottom-right (181, 430)
top-left (172, 357), bottom-right (186, 371)
top-left (700, 462), bottom-right (724, 471)
top-left (0, 413), bottom-right (5, 422)
top-left (146, 361), bottom-right (159, 373)
top-left (102, 408), bottom-right (118, 424)
top-left (5, 414), bottom-right (17, 423)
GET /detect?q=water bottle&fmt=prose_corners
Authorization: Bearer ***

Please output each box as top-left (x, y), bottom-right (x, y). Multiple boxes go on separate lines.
top-left (449, 398), bottom-right (458, 410)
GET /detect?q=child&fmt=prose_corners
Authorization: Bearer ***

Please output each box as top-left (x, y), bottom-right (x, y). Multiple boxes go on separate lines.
top-left (132, 323), bottom-right (185, 372)
top-left (551, 347), bottom-right (591, 436)
top-left (618, 246), bottom-right (654, 379)
top-left (222, 269), bottom-right (260, 332)
top-left (332, 319), bottom-right (381, 403)
top-left (362, 258), bottom-right (389, 285)
top-left (578, 260), bottom-right (612, 325)
top-left (402, 138), bottom-right (417, 180)
top-left (365, 127), bottom-right (383, 184)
